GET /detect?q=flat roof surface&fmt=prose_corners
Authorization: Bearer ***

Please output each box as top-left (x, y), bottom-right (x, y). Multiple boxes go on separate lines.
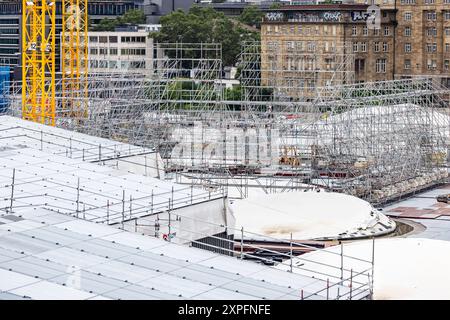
top-left (0, 208), bottom-right (336, 300)
top-left (0, 116), bottom-right (222, 224)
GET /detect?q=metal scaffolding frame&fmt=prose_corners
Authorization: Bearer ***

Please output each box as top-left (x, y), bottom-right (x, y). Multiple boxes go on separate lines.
top-left (3, 42), bottom-right (450, 204)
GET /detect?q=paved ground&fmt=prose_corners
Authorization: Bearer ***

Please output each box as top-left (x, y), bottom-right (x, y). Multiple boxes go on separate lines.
top-left (384, 184), bottom-right (450, 241)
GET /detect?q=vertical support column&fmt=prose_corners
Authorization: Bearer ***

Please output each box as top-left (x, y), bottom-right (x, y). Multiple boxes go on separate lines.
top-left (121, 189), bottom-right (125, 229)
top-left (9, 168), bottom-right (15, 213)
top-left (371, 237), bottom-right (375, 294)
top-left (340, 241), bottom-right (344, 280)
top-left (106, 200), bottom-right (110, 224)
top-left (76, 177), bottom-right (80, 216)
top-left (290, 232), bottom-right (293, 273)
top-left (240, 227), bottom-right (244, 259)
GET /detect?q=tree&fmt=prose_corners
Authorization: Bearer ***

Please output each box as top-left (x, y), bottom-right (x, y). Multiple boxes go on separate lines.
top-left (152, 7), bottom-right (259, 67)
top-left (238, 5), bottom-right (264, 29)
top-left (118, 9), bottom-right (146, 25)
top-left (91, 9), bottom-right (146, 31)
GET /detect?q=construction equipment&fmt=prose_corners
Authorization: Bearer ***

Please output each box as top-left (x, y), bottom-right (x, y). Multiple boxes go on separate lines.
top-left (22, 0), bottom-right (88, 126)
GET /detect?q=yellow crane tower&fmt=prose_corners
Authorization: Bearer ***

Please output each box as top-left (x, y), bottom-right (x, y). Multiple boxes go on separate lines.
top-left (22, 0), bottom-right (88, 126)
top-left (61, 0), bottom-right (88, 119)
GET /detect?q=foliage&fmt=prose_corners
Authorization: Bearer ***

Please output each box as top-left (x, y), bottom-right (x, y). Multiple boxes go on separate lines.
top-left (152, 7), bottom-right (260, 67)
top-left (238, 5), bottom-right (264, 29)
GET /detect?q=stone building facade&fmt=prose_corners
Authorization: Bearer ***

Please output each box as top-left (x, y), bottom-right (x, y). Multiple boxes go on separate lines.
top-left (260, 4), bottom-right (397, 99)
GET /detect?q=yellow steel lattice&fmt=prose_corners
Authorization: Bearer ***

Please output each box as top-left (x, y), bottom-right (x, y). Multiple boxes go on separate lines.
top-left (22, 0), bottom-right (56, 126)
top-left (61, 0), bottom-right (88, 118)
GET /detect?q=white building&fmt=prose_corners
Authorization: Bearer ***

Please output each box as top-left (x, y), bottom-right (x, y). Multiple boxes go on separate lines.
top-left (86, 30), bottom-right (154, 76)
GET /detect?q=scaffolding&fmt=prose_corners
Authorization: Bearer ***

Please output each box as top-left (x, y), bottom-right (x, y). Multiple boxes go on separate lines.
top-left (4, 41), bottom-right (450, 203)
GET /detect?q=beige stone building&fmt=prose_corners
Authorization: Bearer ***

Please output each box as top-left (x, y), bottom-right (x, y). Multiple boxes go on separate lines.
top-left (260, 4), bottom-right (397, 99)
top-left (355, 0), bottom-right (450, 85)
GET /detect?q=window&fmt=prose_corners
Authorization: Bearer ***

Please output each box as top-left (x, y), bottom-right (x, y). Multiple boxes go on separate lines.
top-left (445, 60), bottom-right (449, 71)
top-left (355, 59), bottom-right (365, 73)
top-left (99, 36), bottom-right (107, 43)
top-left (427, 59), bottom-right (437, 70)
top-left (363, 26), bottom-right (368, 36)
top-left (376, 59), bottom-right (387, 73)
top-left (427, 27), bottom-right (437, 37)
top-left (404, 12), bottom-right (412, 21)
top-left (427, 11), bottom-right (436, 21)
top-left (89, 48), bottom-right (97, 55)
top-left (109, 48), bottom-right (117, 55)
top-left (109, 61), bottom-right (117, 69)
top-left (353, 42), bottom-right (359, 53)
top-left (383, 42), bottom-right (389, 52)
top-left (404, 59), bottom-right (411, 70)
top-left (109, 36), bottom-right (118, 43)
top-left (426, 43), bottom-right (437, 53)
top-left (360, 42), bottom-right (367, 52)
top-left (352, 25), bottom-right (357, 36)
top-left (405, 43), bottom-right (412, 53)
top-left (384, 26), bottom-right (390, 36)
top-left (89, 36), bottom-right (98, 43)
top-left (374, 42), bottom-right (380, 52)
top-left (404, 27), bottom-right (411, 37)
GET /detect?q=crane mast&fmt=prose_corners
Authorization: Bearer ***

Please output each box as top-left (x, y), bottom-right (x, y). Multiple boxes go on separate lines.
top-left (22, 0), bottom-right (88, 125)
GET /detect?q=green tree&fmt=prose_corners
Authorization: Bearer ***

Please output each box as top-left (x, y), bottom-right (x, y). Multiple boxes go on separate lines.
top-left (118, 9), bottom-right (146, 25)
top-left (238, 5), bottom-right (264, 29)
top-left (152, 7), bottom-right (259, 67)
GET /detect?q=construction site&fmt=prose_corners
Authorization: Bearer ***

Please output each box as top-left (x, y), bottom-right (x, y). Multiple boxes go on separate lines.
top-left (0, 0), bottom-right (450, 300)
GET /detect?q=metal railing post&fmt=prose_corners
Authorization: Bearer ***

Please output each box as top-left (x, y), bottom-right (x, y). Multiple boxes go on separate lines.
top-left (9, 168), bottom-right (15, 213)
top-left (121, 190), bottom-right (125, 228)
top-left (349, 269), bottom-right (353, 300)
top-left (129, 195), bottom-right (132, 219)
top-left (168, 199), bottom-right (172, 242)
top-left (290, 232), bottom-right (293, 273)
top-left (76, 178), bottom-right (80, 217)
top-left (371, 237), bottom-right (375, 296)
top-left (151, 189), bottom-right (154, 215)
top-left (240, 227), bottom-right (244, 259)
top-left (340, 241), bottom-right (344, 280)
top-left (107, 200), bottom-right (110, 224)
top-left (326, 278), bottom-right (329, 300)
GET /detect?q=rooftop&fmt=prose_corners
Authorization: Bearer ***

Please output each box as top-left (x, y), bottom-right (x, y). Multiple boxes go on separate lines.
top-left (0, 208), bottom-right (330, 300)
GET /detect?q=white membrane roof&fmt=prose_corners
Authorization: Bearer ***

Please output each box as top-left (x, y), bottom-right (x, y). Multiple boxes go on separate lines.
top-left (230, 191), bottom-right (395, 240)
top-left (277, 238), bottom-right (450, 300)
